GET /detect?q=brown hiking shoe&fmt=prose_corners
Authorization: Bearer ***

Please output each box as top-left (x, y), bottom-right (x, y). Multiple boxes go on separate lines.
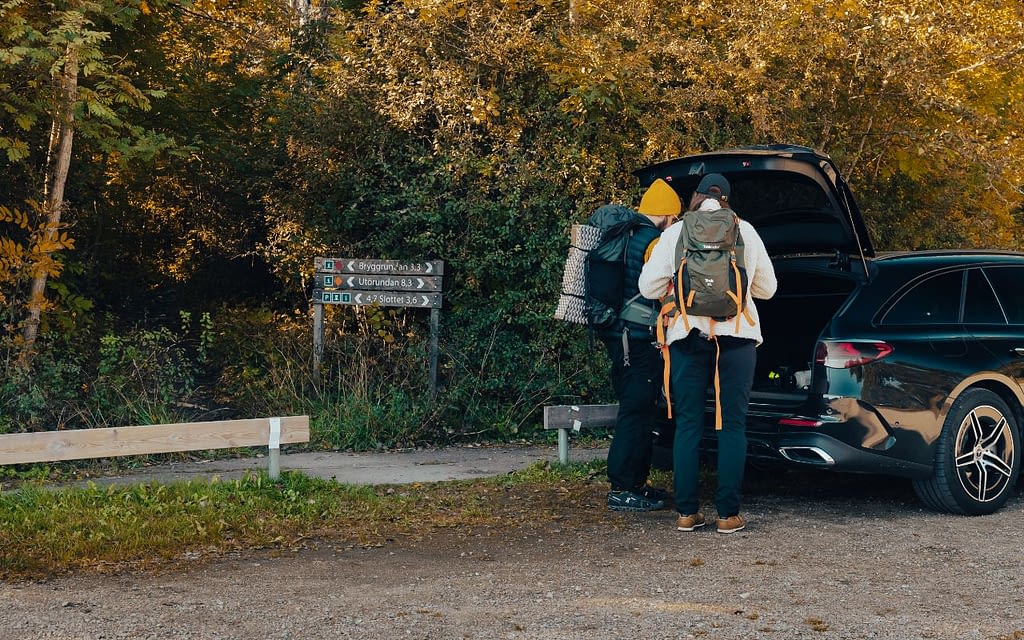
top-left (676, 512), bottom-right (706, 532)
top-left (716, 514), bottom-right (746, 534)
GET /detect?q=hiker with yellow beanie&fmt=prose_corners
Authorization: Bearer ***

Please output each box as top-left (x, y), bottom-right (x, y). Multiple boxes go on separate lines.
top-left (602, 178), bottom-right (681, 512)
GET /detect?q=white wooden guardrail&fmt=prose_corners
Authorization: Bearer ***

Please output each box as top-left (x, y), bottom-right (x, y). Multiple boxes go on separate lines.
top-left (0, 416), bottom-right (310, 481)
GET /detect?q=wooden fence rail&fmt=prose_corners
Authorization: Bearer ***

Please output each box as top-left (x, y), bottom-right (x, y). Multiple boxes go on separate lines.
top-left (0, 416), bottom-right (310, 481)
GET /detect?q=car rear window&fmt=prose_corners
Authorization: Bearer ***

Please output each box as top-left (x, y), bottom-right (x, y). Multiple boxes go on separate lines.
top-left (964, 268), bottom-right (1006, 324)
top-left (984, 266), bottom-right (1024, 324)
top-left (668, 170), bottom-right (833, 222)
top-left (728, 172), bottom-right (834, 223)
top-left (882, 270), bottom-right (962, 325)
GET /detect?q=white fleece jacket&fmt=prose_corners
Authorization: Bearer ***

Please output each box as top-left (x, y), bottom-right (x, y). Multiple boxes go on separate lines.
top-left (638, 199), bottom-right (778, 345)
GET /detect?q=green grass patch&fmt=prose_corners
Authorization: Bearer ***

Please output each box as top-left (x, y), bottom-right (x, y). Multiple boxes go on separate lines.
top-left (0, 460), bottom-right (611, 580)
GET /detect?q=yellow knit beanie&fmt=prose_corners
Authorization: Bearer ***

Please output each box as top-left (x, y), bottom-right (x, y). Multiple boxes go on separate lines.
top-left (637, 178), bottom-right (681, 216)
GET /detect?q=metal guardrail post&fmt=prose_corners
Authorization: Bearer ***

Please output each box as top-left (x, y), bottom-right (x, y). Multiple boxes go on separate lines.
top-left (558, 428), bottom-right (569, 464)
top-left (268, 417), bottom-right (282, 480)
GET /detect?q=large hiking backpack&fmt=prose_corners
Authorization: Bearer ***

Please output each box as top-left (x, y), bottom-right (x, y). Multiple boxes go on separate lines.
top-left (554, 204), bottom-right (653, 331)
top-left (665, 207), bottom-right (749, 328)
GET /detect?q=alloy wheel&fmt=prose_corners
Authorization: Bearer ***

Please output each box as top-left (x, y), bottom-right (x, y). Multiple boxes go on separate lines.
top-left (953, 404), bottom-right (1016, 504)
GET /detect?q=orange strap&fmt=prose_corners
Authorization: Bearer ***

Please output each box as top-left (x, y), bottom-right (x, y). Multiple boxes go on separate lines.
top-left (657, 283), bottom-right (677, 419)
top-left (725, 253), bottom-right (755, 332)
top-left (660, 343), bottom-right (673, 420)
top-left (676, 258), bottom-right (692, 331)
top-left (712, 333), bottom-right (723, 430)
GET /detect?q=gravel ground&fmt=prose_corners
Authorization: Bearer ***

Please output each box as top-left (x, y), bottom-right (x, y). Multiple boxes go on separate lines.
top-left (3, 469), bottom-right (1024, 640)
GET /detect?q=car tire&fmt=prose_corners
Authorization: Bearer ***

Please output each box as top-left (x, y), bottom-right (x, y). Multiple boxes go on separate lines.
top-left (912, 388), bottom-right (1020, 515)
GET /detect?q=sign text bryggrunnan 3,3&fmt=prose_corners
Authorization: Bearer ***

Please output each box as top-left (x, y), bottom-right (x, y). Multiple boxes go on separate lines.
top-left (314, 257), bottom-right (444, 276)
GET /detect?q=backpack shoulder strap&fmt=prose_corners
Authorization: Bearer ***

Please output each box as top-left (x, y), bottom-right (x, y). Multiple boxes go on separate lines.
top-left (673, 215), bottom-right (691, 266)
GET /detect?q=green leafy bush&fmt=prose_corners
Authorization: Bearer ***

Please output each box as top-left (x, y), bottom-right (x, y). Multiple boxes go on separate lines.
top-left (83, 312), bottom-right (210, 426)
top-left (0, 347), bottom-right (88, 433)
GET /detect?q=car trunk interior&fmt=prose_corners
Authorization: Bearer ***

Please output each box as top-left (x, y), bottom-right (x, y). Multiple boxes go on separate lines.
top-left (750, 258), bottom-right (860, 397)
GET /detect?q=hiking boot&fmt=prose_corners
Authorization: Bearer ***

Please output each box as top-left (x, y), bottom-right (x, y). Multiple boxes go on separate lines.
top-left (716, 514), bottom-right (746, 534)
top-left (634, 485), bottom-right (670, 502)
top-left (676, 512), bottom-right (706, 532)
top-left (607, 490), bottom-right (665, 512)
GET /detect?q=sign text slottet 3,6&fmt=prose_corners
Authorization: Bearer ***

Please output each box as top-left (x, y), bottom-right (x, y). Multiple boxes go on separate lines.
top-left (312, 290), bottom-right (442, 309)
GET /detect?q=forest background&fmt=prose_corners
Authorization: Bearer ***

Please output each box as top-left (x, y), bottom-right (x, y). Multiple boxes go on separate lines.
top-left (1, 0), bottom-right (1023, 452)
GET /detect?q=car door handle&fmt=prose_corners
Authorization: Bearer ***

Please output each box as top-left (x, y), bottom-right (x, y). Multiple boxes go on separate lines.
top-left (1014, 348), bottom-right (1024, 357)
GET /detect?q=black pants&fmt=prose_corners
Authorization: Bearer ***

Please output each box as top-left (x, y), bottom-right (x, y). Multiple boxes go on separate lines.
top-left (669, 333), bottom-right (756, 517)
top-left (603, 334), bottom-right (662, 491)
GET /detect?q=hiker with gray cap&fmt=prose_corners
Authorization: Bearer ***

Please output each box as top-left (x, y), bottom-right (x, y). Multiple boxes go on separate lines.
top-left (638, 172), bottom-right (777, 533)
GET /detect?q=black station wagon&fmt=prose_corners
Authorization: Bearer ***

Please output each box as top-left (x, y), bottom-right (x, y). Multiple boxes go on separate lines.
top-left (635, 145), bottom-right (1024, 515)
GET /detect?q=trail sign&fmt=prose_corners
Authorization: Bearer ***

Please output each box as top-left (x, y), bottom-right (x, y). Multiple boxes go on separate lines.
top-left (314, 258), bottom-right (444, 276)
top-left (313, 289), bottom-right (442, 309)
top-left (312, 257), bottom-right (446, 398)
top-left (314, 273), bottom-right (442, 292)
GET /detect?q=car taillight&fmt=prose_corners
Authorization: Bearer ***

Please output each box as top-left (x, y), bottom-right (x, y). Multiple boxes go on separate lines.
top-left (814, 340), bottom-right (893, 369)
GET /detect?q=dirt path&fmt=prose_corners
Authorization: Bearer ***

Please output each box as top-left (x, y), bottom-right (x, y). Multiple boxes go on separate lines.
top-left (3, 471), bottom-right (1024, 640)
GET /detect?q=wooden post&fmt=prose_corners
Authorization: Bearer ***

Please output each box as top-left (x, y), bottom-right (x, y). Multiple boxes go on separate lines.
top-left (312, 303), bottom-right (323, 384)
top-left (429, 307), bottom-right (440, 400)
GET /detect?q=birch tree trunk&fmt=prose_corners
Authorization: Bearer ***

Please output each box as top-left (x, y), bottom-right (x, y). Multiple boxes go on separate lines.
top-left (290, 0), bottom-right (326, 24)
top-left (569, 0), bottom-right (587, 27)
top-left (21, 44), bottom-right (78, 349)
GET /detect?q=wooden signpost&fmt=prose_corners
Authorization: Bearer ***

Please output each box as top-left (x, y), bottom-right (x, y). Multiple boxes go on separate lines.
top-left (312, 258), bottom-right (445, 397)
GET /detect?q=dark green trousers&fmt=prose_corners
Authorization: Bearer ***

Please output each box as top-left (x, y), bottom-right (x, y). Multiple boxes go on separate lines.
top-left (603, 334), bottom-right (662, 491)
top-left (669, 333), bottom-right (756, 517)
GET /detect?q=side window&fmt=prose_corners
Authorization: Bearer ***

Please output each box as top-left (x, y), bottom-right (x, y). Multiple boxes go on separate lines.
top-left (984, 266), bottom-right (1024, 324)
top-left (963, 268), bottom-right (1006, 324)
top-left (883, 270), bottom-right (963, 325)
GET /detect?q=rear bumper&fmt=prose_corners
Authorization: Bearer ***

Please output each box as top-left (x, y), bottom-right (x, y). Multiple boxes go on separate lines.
top-left (734, 430), bottom-right (933, 479)
top-left (673, 391), bottom-right (938, 479)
